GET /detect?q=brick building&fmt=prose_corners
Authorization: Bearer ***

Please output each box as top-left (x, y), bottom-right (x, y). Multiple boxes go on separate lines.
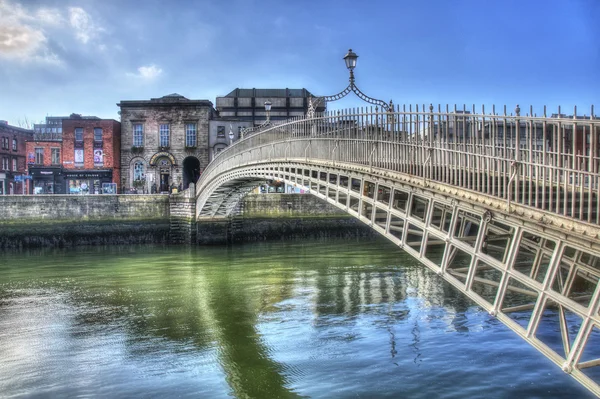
top-left (26, 139), bottom-right (63, 194)
top-left (26, 115), bottom-right (121, 194)
top-left (0, 120), bottom-right (33, 194)
top-left (118, 93), bottom-right (213, 193)
top-left (61, 116), bottom-right (121, 194)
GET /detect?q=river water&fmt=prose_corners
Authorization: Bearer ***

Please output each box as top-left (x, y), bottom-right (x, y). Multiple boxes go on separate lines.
top-left (0, 238), bottom-right (593, 398)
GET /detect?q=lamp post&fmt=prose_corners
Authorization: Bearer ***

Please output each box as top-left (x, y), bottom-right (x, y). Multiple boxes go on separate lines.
top-left (343, 48), bottom-right (358, 83)
top-left (228, 124), bottom-right (235, 146)
top-left (307, 49), bottom-right (391, 118)
top-left (264, 100), bottom-right (272, 123)
top-left (240, 99), bottom-right (273, 139)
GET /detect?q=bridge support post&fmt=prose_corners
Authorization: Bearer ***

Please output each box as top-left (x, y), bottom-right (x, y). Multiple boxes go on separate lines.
top-left (169, 184), bottom-right (197, 244)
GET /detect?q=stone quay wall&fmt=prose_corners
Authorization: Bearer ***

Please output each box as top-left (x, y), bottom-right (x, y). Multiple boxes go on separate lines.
top-left (0, 194), bottom-right (171, 248)
top-left (0, 193), bottom-right (372, 248)
top-left (197, 194), bottom-right (373, 244)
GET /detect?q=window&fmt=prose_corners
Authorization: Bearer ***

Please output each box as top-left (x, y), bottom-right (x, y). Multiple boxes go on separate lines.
top-left (217, 126), bottom-right (225, 138)
top-left (12, 138), bottom-right (17, 151)
top-left (12, 158), bottom-right (17, 171)
top-left (185, 123), bottom-right (196, 147)
top-left (75, 128), bottom-right (83, 142)
top-left (159, 124), bottom-right (170, 147)
top-left (1, 137), bottom-right (7, 149)
top-left (238, 126), bottom-right (243, 139)
top-left (35, 148), bottom-right (44, 164)
top-left (51, 148), bottom-right (61, 165)
top-left (133, 161), bottom-right (145, 181)
top-left (133, 124), bottom-right (144, 147)
top-left (94, 128), bottom-right (103, 142)
top-left (2, 157), bottom-right (7, 170)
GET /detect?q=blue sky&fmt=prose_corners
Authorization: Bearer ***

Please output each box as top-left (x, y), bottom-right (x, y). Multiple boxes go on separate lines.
top-left (0, 0), bottom-right (598, 126)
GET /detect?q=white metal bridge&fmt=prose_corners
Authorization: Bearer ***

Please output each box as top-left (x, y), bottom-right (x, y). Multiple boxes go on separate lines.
top-left (195, 105), bottom-right (600, 396)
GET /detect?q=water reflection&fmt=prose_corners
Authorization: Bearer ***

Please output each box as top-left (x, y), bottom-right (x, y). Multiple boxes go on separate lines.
top-left (0, 239), bottom-right (592, 398)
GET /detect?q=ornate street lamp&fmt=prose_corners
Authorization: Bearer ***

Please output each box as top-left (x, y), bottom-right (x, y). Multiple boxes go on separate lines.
top-left (228, 124), bottom-right (235, 145)
top-left (343, 48), bottom-right (358, 73)
top-left (264, 100), bottom-right (272, 123)
top-left (240, 99), bottom-right (273, 139)
top-left (307, 49), bottom-right (392, 117)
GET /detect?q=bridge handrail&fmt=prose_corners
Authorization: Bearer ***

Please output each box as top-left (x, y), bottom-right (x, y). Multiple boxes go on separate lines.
top-left (198, 106), bottom-right (600, 225)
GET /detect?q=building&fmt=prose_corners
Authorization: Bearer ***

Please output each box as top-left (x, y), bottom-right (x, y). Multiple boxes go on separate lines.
top-left (61, 115), bottom-right (121, 194)
top-left (209, 88), bottom-right (323, 163)
top-left (215, 88), bottom-right (324, 125)
top-left (208, 119), bottom-right (252, 161)
top-left (0, 120), bottom-right (33, 194)
top-left (33, 115), bottom-right (100, 141)
top-left (118, 94), bottom-right (213, 193)
top-left (26, 137), bottom-right (63, 194)
top-left (26, 114), bottom-right (121, 194)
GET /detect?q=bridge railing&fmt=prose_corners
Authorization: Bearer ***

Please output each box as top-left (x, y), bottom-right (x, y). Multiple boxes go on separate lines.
top-left (199, 105), bottom-right (600, 224)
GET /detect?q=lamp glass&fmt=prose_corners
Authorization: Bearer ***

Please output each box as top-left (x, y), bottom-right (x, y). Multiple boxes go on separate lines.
top-left (264, 100), bottom-right (272, 112)
top-left (343, 49), bottom-right (358, 70)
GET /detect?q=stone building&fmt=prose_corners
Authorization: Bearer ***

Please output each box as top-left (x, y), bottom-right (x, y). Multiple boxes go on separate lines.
top-left (118, 94), bottom-right (213, 193)
top-left (0, 120), bottom-right (33, 195)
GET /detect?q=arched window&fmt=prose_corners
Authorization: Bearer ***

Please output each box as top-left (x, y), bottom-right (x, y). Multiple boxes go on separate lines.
top-left (134, 161), bottom-right (145, 181)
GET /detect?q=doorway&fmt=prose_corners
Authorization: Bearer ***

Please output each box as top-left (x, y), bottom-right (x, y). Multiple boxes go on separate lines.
top-left (183, 156), bottom-right (200, 190)
top-left (160, 172), bottom-right (170, 192)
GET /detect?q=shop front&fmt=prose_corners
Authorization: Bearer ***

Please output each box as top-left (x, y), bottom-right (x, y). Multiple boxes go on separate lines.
top-left (64, 170), bottom-right (113, 195)
top-left (29, 167), bottom-right (65, 195)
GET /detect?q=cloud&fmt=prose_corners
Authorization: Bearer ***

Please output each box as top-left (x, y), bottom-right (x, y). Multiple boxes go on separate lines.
top-left (128, 64), bottom-right (163, 80)
top-left (0, 24), bottom-right (46, 58)
top-left (36, 8), bottom-right (65, 26)
top-left (69, 7), bottom-right (103, 44)
top-left (0, 0), bottom-right (63, 64)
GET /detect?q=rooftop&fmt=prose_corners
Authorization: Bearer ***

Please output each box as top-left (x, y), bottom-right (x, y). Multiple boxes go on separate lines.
top-left (222, 88), bottom-right (315, 98)
top-left (117, 93), bottom-right (213, 107)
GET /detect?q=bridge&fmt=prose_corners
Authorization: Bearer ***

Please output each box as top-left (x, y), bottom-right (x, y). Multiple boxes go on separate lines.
top-left (194, 104), bottom-right (600, 396)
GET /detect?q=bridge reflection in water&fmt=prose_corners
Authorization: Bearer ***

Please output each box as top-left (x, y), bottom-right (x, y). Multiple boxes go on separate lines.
top-left (2, 242), bottom-right (591, 397)
top-left (196, 105), bottom-right (600, 396)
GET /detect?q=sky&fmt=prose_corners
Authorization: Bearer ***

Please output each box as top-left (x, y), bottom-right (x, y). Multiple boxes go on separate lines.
top-left (0, 0), bottom-right (598, 126)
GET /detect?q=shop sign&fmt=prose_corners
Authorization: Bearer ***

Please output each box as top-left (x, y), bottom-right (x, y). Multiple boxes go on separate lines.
top-left (75, 149), bottom-right (84, 163)
top-left (94, 150), bottom-right (103, 164)
top-left (65, 171), bottom-right (111, 179)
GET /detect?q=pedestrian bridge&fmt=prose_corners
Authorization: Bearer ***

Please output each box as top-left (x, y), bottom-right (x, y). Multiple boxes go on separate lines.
top-left (195, 105), bottom-right (600, 396)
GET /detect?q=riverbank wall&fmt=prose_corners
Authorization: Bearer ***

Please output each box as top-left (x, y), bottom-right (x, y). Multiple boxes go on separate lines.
top-left (197, 194), bottom-right (372, 244)
top-left (0, 195), bottom-right (171, 248)
top-left (0, 193), bottom-right (371, 248)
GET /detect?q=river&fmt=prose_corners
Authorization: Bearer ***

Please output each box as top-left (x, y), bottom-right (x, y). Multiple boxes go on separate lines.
top-left (0, 238), bottom-right (593, 398)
